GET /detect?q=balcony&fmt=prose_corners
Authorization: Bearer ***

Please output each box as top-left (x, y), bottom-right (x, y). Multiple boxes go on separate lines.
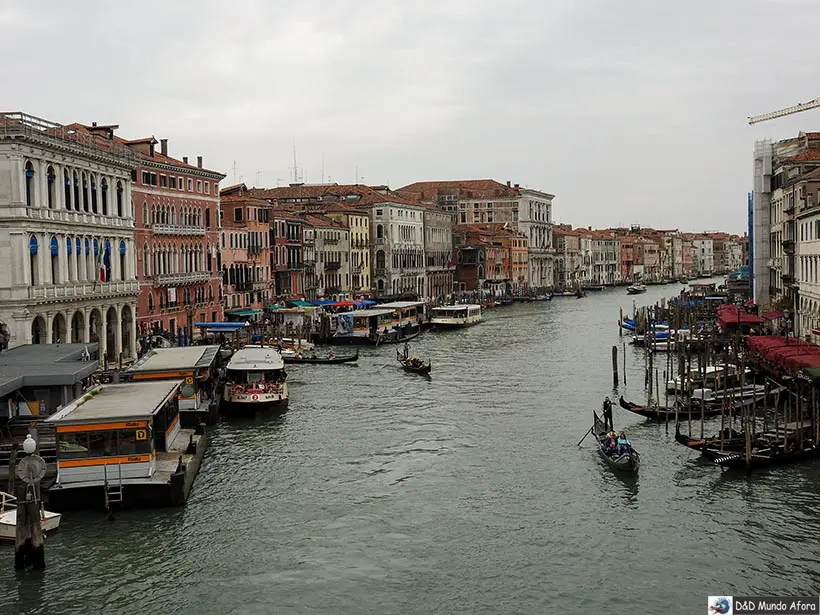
top-left (373, 267), bottom-right (387, 276)
top-left (287, 262), bottom-right (304, 270)
top-left (781, 273), bottom-right (796, 285)
top-left (152, 223), bottom-right (206, 236)
top-left (374, 237), bottom-right (386, 246)
top-left (252, 281), bottom-right (267, 291)
top-left (782, 239), bottom-right (795, 254)
top-left (155, 271), bottom-right (212, 285)
top-left (26, 207), bottom-right (134, 229)
top-left (352, 266), bottom-right (362, 274)
top-left (248, 244), bottom-right (263, 255)
top-left (28, 279), bottom-right (140, 301)
top-left (325, 261), bottom-right (341, 271)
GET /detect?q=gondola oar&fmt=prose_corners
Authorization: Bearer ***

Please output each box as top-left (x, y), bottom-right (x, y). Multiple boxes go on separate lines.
top-left (577, 426), bottom-right (593, 446)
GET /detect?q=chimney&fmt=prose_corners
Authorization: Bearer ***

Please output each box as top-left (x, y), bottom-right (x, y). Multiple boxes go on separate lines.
top-left (197, 156), bottom-right (203, 168)
top-left (506, 181), bottom-right (511, 187)
top-left (514, 183), bottom-right (520, 188)
top-left (92, 121), bottom-right (98, 127)
top-left (160, 139), bottom-right (168, 156)
top-left (182, 156), bottom-right (188, 164)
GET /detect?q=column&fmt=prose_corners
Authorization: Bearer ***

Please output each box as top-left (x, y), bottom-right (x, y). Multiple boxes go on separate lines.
top-left (99, 310), bottom-right (107, 361)
top-left (130, 305), bottom-right (137, 360)
top-left (113, 304), bottom-right (122, 359)
top-left (82, 308), bottom-right (90, 343)
top-left (60, 233), bottom-right (69, 284)
top-left (39, 232), bottom-right (48, 286)
top-left (45, 312), bottom-right (53, 343)
top-left (112, 238), bottom-right (120, 282)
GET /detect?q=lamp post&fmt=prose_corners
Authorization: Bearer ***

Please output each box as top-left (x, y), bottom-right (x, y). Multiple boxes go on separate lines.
top-left (784, 308), bottom-right (792, 343)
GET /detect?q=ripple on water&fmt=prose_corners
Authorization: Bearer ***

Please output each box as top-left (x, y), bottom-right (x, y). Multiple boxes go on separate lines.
top-left (6, 286), bottom-right (820, 614)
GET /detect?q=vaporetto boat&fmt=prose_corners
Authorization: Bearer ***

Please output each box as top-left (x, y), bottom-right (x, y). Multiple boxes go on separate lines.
top-left (221, 345), bottom-right (288, 416)
top-left (430, 304), bottom-right (483, 329)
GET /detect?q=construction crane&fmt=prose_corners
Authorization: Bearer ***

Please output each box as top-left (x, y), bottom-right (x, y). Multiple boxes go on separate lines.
top-left (748, 98), bottom-right (820, 125)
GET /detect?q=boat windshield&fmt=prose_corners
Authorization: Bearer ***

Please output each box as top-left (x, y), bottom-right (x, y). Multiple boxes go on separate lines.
top-left (246, 371), bottom-right (264, 384)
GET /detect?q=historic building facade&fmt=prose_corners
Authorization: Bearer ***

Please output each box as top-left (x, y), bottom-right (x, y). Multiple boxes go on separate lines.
top-left (129, 138), bottom-right (225, 337)
top-left (324, 206), bottom-right (370, 295)
top-left (271, 215), bottom-right (304, 299)
top-left (219, 191), bottom-right (273, 314)
top-left (371, 198), bottom-right (425, 298)
top-left (422, 206), bottom-right (454, 300)
top-left (0, 114), bottom-right (139, 359)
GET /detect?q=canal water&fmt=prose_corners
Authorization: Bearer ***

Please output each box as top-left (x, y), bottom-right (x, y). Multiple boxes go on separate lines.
top-left (5, 282), bottom-right (820, 614)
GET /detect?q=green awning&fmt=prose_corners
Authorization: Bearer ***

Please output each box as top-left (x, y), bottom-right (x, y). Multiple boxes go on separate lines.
top-left (228, 309), bottom-right (262, 317)
top-left (290, 300), bottom-right (313, 307)
top-left (265, 304), bottom-right (284, 310)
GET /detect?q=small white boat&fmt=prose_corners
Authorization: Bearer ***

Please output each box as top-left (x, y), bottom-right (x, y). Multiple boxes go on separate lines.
top-left (430, 304), bottom-right (483, 328)
top-left (0, 491), bottom-right (61, 541)
top-left (626, 283), bottom-right (647, 295)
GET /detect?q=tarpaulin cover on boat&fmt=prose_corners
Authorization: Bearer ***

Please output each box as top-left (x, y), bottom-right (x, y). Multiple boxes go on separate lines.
top-left (716, 304), bottom-right (765, 327)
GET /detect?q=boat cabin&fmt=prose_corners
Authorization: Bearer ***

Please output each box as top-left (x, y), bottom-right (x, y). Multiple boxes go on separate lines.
top-left (46, 380), bottom-right (183, 487)
top-left (334, 308), bottom-right (396, 340)
top-left (127, 345), bottom-right (222, 425)
top-left (378, 301), bottom-right (427, 329)
top-left (222, 345), bottom-right (288, 410)
top-left (430, 304), bottom-right (483, 327)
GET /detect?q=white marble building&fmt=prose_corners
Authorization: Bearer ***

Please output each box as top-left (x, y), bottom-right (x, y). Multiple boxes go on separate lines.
top-left (371, 198), bottom-right (425, 298)
top-left (0, 114), bottom-right (139, 360)
top-left (517, 188), bottom-right (554, 291)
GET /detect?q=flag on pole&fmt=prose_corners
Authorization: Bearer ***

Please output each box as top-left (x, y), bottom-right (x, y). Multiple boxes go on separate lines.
top-left (97, 241), bottom-right (106, 282)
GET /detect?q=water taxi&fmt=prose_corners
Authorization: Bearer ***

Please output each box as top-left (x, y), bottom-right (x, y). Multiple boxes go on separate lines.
top-left (127, 345), bottom-right (223, 426)
top-left (221, 345), bottom-right (288, 415)
top-left (430, 304), bottom-right (483, 328)
top-left (45, 379), bottom-right (208, 510)
top-left (333, 308), bottom-right (418, 345)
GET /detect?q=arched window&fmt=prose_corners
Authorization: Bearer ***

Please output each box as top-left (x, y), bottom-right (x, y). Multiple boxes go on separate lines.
top-left (148, 293), bottom-right (154, 312)
top-left (119, 240), bottom-right (127, 281)
top-left (142, 200), bottom-right (148, 226)
top-left (104, 240), bottom-right (111, 282)
top-left (73, 171), bottom-right (80, 211)
top-left (29, 235), bottom-right (39, 286)
top-left (24, 161), bottom-right (34, 207)
top-left (116, 181), bottom-right (124, 217)
top-left (66, 237), bottom-right (73, 281)
top-left (101, 178), bottom-right (108, 215)
top-left (50, 236), bottom-right (59, 284)
top-left (90, 175), bottom-right (98, 213)
top-left (142, 244), bottom-right (150, 277)
top-left (81, 172), bottom-right (89, 212)
top-left (205, 208), bottom-right (211, 229)
top-left (64, 170), bottom-right (71, 209)
top-left (376, 249), bottom-right (385, 270)
top-left (46, 166), bottom-right (56, 208)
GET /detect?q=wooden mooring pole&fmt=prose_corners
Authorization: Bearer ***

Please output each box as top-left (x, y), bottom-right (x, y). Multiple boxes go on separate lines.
top-left (14, 435), bottom-right (46, 571)
top-left (612, 345), bottom-right (619, 389)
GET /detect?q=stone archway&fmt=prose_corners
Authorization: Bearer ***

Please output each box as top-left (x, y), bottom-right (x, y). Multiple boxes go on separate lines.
top-left (31, 315), bottom-right (46, 344)
top-left (52, 313), bottom-right (67, 344)
top-left (105, 306), bottom-right (117, 361)
top-left (88, 307), bottom-right (102, 344)
top-left (71, 311), bottom-right (84, 343)
top-left (120, 305), bottom-right (133, 358)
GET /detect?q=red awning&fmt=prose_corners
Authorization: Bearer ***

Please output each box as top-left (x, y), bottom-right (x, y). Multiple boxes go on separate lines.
top-left (762, 311), bottom-right (784, 320)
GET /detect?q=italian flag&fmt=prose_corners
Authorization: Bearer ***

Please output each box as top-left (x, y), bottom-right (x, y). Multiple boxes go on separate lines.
top-left (97, 241), bottom-right (106, 282)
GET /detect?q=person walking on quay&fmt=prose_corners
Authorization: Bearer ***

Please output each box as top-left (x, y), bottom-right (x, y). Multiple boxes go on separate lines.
top-left (602, 396), bottom-right (614, 431)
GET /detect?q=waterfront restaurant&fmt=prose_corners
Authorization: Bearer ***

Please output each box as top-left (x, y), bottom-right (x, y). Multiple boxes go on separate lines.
top-left (45, 379), bottom-right (206, 509)
top-left (127, 345), bottom-right (221, 425)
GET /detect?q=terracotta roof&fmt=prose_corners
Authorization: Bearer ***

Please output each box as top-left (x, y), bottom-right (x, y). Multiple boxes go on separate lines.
top-left (109, 133), bottom-right (225, 177)
top-left (786, 148), bottom-right (820, 162)
top-left (297, 213), bottom-right (347, 229)
top-left (220, 183), bottom-right (248, 195)
top-left (250, 183), bottom-right (421, 208)
top-left (219, 194), bottom-right (271, 206)
top-left (396, 179), bottom-right (520, 201)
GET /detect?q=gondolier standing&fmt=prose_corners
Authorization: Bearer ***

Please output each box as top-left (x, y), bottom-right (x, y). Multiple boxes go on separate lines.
top-left (602, 396), bottom-right (614, 431)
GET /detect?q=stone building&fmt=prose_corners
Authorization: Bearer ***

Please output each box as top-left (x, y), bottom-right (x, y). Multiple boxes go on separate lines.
top-left (0, 113), bottom-right (139, 360)
top-left (127, 137), bottom-right (225, 337)
top-left (422, 205), bottom-right (454, 301)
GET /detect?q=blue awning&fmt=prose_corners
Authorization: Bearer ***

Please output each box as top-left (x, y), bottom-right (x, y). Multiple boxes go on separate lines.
top-left (312, 300), bottom-right (336, 305)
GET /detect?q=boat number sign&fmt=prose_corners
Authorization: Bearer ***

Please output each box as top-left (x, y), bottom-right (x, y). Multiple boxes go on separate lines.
top-left (136, 429), bottom-right (148, 441)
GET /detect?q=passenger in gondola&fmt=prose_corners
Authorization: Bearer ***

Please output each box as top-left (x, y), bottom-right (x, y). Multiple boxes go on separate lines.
top-left (616, 431), bottom-right (631, 455)
top-left (603, 432), bottom-right (617, 455)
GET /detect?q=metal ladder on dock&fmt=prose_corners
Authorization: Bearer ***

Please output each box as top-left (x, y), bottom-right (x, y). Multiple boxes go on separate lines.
top-left (103, 462), bottom-right (123, 509)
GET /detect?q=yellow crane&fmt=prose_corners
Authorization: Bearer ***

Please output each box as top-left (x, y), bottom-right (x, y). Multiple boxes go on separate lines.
top-left (748, 98), bottom-right (820, 125)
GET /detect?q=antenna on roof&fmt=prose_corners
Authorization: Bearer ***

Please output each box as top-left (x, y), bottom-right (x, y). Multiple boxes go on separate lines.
top-left (231, 160), bottom-right (237, 183)
top-left (291, 139), bottom-right (303, 184)
top-left (321, 153), bottom-right (325, 184)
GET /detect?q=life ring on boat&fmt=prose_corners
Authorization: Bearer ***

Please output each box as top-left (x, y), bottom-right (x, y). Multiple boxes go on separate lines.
top-left (252, 394), bottom-right (259, 401)
top-left (233, 385), bottom-right (245, 395)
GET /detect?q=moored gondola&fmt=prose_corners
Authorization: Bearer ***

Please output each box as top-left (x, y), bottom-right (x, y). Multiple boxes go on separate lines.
top-left (674, 424), bottom-right (746, 459)
top-left (592, 411), bottom-right (640, 473)
top-left (618, 396), bottom-right (723, 420)
top-left (283, 350), bottom-right (359, 365)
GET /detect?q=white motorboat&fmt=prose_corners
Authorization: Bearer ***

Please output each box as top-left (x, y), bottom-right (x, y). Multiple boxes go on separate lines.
top-left (0, 491), bottom-right (61, 541)
top-left (430, 304), bottom-right (483, 328)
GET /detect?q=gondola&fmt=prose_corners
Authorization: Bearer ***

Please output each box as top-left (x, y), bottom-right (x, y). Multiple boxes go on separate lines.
top-left (711, 442), bottom-right (820, 471)
top-left (397, 355), bottom-right (431, 374)
top-left (592, 411), bottom-right (640, 473)
top-left (618, 396), bottom-right (722, 420)
top-left (283, 350), bottom-right (359, 365)
top-left (674, 424), bottom-right (746, 459)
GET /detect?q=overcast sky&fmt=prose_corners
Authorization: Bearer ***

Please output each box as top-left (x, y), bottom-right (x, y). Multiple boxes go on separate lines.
top-left (3, 0), bottom-right (819, 234)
